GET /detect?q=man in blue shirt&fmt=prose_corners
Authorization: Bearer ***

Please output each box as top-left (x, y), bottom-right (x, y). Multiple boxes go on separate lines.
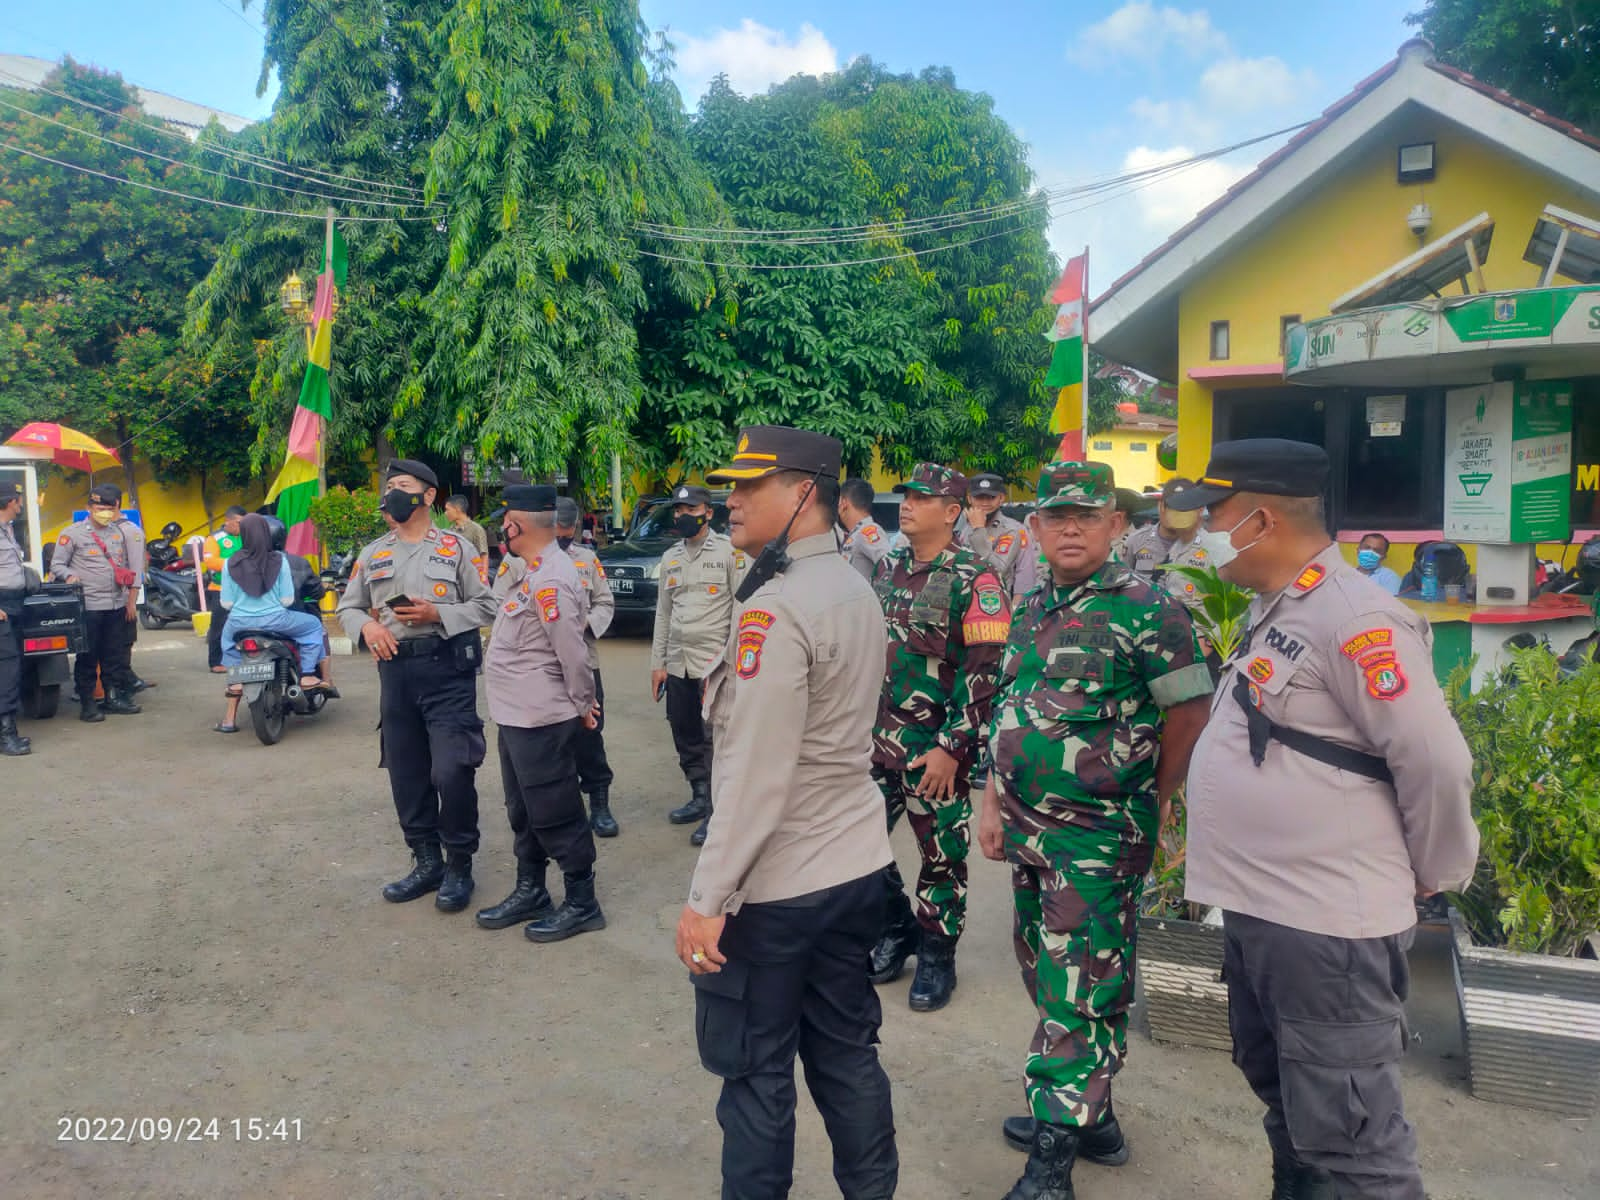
top-left (1357, 533), bottom-right (1402, 595)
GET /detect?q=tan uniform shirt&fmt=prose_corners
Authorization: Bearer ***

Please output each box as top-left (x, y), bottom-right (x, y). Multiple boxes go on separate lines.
top-left (650, 530), bottom-right (747, 679)
top-left (0, 520), bottom-right (25, 591)
top-left (1120, 525), bottom-right (1212, 612)
top-left (565, 543), bottom-right (615, 669)
top-left (962, 512), bottom-right (1038, 596)
top-left (486, 550), bottom-right (595, 729)
top-left (337, 527), bottom-right (496, 642)
top-left (50, 517), bottom-right (145, 610)
top-left (840, 515), bottom-right (891, 581)
top-left (688, 533), bottom-right (893, 917)
top-left (1185, 544), bottom-right (1480, 939)
top-left (452, 517), bottom-right (490, 556)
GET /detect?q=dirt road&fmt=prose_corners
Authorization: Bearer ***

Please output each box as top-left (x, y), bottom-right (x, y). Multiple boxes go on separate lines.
top-left (1, 628), bottom-right (1594, 1199)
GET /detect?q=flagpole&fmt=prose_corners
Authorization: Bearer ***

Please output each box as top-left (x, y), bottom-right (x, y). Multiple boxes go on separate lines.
top-left (319, 206), bottom-right (334, 508)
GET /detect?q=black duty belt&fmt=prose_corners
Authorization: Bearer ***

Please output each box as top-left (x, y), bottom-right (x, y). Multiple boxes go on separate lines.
top-left (1232, 673), bottom-right (1393, 784)
top-left (0, 586), bottom-right (24, 602)
top-left (389, 635), bottom-right (446, 660)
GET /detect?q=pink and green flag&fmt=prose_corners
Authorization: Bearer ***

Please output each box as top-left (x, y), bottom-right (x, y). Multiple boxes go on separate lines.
top-left (1044, 250), bottom-right (1089, 460)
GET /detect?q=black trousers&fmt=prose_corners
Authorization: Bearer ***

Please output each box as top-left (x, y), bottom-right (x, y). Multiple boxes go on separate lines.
top-left (75, 607), bottom-right (136, 698)
top-left (693, 870), bottom-right (898, 1200)
top-left (1223, 911), bottom-right (1422, 1199)
top-left (575, 668), bottom-right (614, 794)
top-left (376, 651), bottom-right (485, 855)
top-left (665, 672), bottom-right (712, 784)
top-left (498, 718), bottom-right (596, 876)
top-left (0, 599), bottom-right (21, 716)
top-left (205, 588), bottom-right (225, 668)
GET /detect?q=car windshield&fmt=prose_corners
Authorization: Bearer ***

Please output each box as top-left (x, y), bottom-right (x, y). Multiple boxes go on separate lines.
top-left (629, 500), bottom-right (729, 542)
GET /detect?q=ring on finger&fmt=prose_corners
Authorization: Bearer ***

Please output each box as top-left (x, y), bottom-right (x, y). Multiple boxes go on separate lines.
top-left (691, 951), bottom-right (705, 964)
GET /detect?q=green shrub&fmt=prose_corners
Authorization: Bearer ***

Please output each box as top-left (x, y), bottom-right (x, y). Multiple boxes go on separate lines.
top-left (1447, 649), bottom-right (1600, 956)
top-left (307, 486), bottom-right (387, 555)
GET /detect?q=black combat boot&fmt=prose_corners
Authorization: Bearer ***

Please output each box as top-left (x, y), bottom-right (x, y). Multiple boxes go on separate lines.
top-left (907, 929), bottom-right (957, 1012)
top-left (1270, 1155), bottom-right (1336, 1200)
top-left (689, 804), bottom-right (712, 847)
top-left (669, 778), bottom-right (711, 825)
top-left (1003, 1121), bottom-right (1079, 1200)
top-left (434, 851), bottom-right (475, 912)
top-left (1003, 1102), bottom-right (1129, 1166)
top-left (524, 870), bottom-right (606, 942)
top-left (381, 842), bottom-right (445, 903)
top-left (868, 885), bottom-right (920, 985)
top-left (475, 861), bottom-right (552, 929)
top-left (0, 715), bottom-right (30, 756)
top-left (100, 688), bottom-right (142, 715)
top-left (79, 695), bottom-right (105, 723)
top-left (588, 788), bottom-right (619, 838)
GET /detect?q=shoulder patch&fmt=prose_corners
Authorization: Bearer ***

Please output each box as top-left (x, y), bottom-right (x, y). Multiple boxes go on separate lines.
top-left (496, 560), bottom-right (509, 578)
top-left (1357, 649), bottom-right (1408, 701)
top-left (865, 526), bottom-right (881, 544)
top-left (737, 608), bottom-right (775, 679)
top-left (58, 534), bottom-right (70, 546)
top-left (534, 585), bottom-right (560, 623)
top-left (1341, 628), bottom-right (1394, 660)
top-left (1293, 563), bottom-right (1327, 593)
top-left (962, 573), bottom-right (1011, 644)
top-left (472, 554), bottom-right (487, 584)
top-left (994, 533), bottom-right (1014, 555)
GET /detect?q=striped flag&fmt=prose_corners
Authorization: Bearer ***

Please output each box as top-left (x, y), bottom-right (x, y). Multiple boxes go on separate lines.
top-left (1044, 250), bottom-right (1089, 460)
top-left (267, 228), bottom-right (347, 557)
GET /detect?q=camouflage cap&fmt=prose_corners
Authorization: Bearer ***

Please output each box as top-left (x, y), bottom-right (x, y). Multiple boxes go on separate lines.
top-left (1036, 461), bottom-right (1116, 510)
top-left (894, 462), bottom-right (967, 499)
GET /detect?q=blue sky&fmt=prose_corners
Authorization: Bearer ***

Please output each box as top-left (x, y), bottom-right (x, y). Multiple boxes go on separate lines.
top-left (5, 1), bottom-right (1421, 283)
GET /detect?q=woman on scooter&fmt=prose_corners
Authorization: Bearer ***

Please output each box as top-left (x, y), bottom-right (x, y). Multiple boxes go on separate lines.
top-left (214, 514), bottom-right (329, 733)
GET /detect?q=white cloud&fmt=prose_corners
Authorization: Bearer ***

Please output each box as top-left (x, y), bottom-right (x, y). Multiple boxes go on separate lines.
top-left (1199, 56), bottom-right (1318, 115)
top-left (1120, 144), bottom-right (1250, 231)
top-left (1069, 3), bottom-right (1231, 67)
top-left (672, 20), bottom-right (840, 104)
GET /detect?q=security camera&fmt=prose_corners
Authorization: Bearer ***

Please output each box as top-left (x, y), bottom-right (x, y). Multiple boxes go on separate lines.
top-left (1406, 203), bottom-right (1432, 240)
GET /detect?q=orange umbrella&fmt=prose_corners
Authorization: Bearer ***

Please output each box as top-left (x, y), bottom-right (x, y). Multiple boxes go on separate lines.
top-left (5, 422), bottom-right (122, 473)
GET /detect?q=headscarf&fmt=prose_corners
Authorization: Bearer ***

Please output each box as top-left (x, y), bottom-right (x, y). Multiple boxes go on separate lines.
top-left (227, 513), bottom-right (284, 599)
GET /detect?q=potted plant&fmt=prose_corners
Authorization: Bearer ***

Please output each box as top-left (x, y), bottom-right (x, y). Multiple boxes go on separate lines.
top-left (1445, 649), bottom-right (1600, 1116)
top-left (1135, 565), bottom-right (1254, 1050)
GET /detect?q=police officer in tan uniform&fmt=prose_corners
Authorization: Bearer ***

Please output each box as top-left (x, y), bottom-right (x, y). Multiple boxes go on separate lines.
top-left (556, 496), bottom-right (620, 838)
top-left (338, 460), bottom-right (498, 912)
top-left (649, 483), bottom-right (745, 843)
top-left (474, 485), bottom-right (606, 942)
top-left (963, 473), bottom-right (1039, 597)
top-left (837, 476), bottom-right (891, 581)
top-left (1120, 477), bottom-right (1212, 612)
top-left (675, 425), bottom-right (897, 1200)
top-left (1169, 440), bottom-right (1479, 1200)
top-left (0, 482), bottom-right (31, 755)
top-left (50, 483), bottom-right (145, 721)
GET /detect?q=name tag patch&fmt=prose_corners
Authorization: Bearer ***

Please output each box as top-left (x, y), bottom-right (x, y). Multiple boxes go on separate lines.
top-left (1341, 628), bottom-right (1394, 659)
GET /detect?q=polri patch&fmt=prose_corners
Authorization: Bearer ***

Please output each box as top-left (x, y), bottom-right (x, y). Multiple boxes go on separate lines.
top-left (1292, 563), bottom-right (1326, 593)
top-left (995, 534), bottom-right (1015, 555)
top-left (865, 526), bottom-right (881, 544)
top-left (737, 608), bottom-right (775, 679)
top-left (1341, 628), bottom-right (1394, 660)
top-left (535, 586), bottom-right (560, 622)
top-left (1359, 650), bottom-right (1408, 701)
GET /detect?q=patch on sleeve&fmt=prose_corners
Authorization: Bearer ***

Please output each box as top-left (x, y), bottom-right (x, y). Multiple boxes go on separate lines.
top-left (496, 560), bottom-right (508, 578)
top-left (1340, 627), bottom-right (1394, 660)
top-left (432, 582), bottom-right (450, 599)
top-left (1247, 656), bottom-right (1274, 683)
top-left (1358, 650), bottom-right (1408, 701)
top-left (865, 526), bottom-right (881, 544)
top-left (1247, 680), bottom-right (1263, 708)
top-left (1292, 563), bottom-right (1327, 593)
top-left (737, 608), bottom-right (775, 679)
top-left (534, 585), bottom-right (560, 623)
top-left (472, 554), bottom-right (487, 584)
top-left (58, 534), bottom-right (70, 546)
top-left (994, 534), bottom-right (1014, 555)
top-left (595, 561), bottom-right (606, 579)
top-left (961, 574), bottom-right (1012, 644)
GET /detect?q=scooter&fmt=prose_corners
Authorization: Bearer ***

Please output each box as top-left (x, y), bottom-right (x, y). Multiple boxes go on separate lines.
top-left (228, 630), bottom-right (337, 745)
top-left (139, 521), bottom-right (201, 628)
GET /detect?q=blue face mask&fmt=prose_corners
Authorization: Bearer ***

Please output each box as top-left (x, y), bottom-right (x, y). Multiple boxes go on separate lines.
top-left (1357, 548), bottom-right (1382, 571)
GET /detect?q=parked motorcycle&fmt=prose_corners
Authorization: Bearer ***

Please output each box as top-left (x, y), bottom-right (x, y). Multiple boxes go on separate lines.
top-left (228, 630), bottom-right (338, 745)
top-left (139, 521), bottom-right (202, 629)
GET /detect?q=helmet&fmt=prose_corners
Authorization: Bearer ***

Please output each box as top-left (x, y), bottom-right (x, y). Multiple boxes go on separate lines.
top-left (1577, 536), bottom-right (1600, 591)
top-left (161, 521), bottom-right (182, 542)
top-left (263, 515), bottom-right (288, 552)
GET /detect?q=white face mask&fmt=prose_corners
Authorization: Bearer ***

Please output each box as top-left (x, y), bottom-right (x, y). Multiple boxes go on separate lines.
top-left (1192, 508), bottom-right (1265, 569)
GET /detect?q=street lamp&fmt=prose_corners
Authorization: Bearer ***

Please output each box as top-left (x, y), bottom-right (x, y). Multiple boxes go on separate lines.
top-left (279, 271), bottom-right (308, 322)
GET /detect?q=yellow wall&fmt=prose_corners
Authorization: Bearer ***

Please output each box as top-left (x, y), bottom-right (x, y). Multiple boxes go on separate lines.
top-left (1086, 426), bottom-right (1177, 492)
top-left (39, 462), bottom-right (265, 545)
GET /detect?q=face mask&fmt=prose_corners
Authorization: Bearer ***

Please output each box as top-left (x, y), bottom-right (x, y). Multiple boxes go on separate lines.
top-left (1191, 508), bottom-right (1264, 570)
top-left (1357, 548), bottom-right (1382, 571)
top-left (557, 535), bottom-right (574, 551)
top-left (673, 512), bottom-right (708, 539)
top-left (90, 508), bottom-right (117, 527)
top-left (382, 488), bottom-right (423, 524)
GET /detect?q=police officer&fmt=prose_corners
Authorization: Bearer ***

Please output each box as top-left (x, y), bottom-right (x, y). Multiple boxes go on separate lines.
top-left (837, 476), bottom-right (891, 580)
top-left (649, 483), bottom-right (745, 844)
top-left (1120, 477), bottom-right (1212, 612)
top-left (675, 425), bottom-right (897, 1200)
top-left (963, 472), bottom-right (1039, 597)
top-left (337, 460), bottom-right (498, 911)
top-left (977, 461), bottom-right (1213, 1200)
top-left (556, 496), bottom-right (619, 838)
top-left (474, 485), bottom-right (607, 942)
top-left (869, 462), bottom-right (1010, 1013)
top-left (0, 482), bottom-right (31, 756)
top-left (50, 483), bottom-right (144, 721)
top-left (1167, 440), bottom-right (1479, 1200)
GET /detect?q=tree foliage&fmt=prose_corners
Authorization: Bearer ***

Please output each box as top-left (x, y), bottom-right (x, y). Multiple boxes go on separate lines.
top-left (1408, 0), bottom-right (1600, 133)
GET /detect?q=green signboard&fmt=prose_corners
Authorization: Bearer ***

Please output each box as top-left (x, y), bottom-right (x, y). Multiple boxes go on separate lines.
top-left (1510, 381), bottom-right (1574, 542)
top-left (1444, 381), bottom-right (1572, 543)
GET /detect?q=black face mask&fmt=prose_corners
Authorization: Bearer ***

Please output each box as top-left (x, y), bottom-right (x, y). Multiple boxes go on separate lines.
top-left (673, 513), bottom-right (708, 539)
top-left (383, 488), bottom-right (424, 524)
top-left (501, 520), bottom-right (521, 550)
top-left (557, 535), bottom-right (574, 551)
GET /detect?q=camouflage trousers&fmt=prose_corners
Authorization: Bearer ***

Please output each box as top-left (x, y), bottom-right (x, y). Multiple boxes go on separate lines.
top-left (1012, 858), bottom-right (1143, 1128)
top-left (874, 764), bottom-right (971, 940)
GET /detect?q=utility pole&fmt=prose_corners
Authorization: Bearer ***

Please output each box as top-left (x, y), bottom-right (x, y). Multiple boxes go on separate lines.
top-left (320, 205), bottom-right (334, 507)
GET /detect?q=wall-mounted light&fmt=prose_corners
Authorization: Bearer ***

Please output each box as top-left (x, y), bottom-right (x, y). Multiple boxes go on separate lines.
top-left (1397, 141), bottom-right (1435, 184)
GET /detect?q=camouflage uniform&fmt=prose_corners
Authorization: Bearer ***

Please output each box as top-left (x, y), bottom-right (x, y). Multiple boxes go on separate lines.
top-left (872, 463), bottom-right (1011, 942)
top-left (988, 462), bottom-right (1212, 1129)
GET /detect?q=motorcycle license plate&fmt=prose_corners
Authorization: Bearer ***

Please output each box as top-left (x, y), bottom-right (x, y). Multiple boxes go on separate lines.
top-left (229, 662), bottom-right (275, 683)
top-left (612, 579), bottom-right (634, 594)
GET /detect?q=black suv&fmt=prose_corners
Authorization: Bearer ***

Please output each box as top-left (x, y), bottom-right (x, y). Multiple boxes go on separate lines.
top-left (597, 492), bottom-right (732, 622)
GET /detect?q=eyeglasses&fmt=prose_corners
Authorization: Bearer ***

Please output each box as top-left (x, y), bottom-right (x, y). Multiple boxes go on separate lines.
top-left (1036, 507), bottom-right (1109, 531)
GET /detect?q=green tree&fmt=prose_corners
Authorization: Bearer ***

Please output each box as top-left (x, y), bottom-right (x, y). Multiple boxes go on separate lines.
top-left (1408, 0), bottom-right (1600, 133)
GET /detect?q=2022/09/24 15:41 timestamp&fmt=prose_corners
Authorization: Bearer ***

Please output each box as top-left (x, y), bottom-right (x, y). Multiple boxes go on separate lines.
top-left (57, 1116), bottom-right (304, 1144)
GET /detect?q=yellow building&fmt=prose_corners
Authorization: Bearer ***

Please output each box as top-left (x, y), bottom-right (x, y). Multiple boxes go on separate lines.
top-left (1092, 39), bottom-right (1600, 564)
top-left (1088, 415), bottom-right (1177, 494)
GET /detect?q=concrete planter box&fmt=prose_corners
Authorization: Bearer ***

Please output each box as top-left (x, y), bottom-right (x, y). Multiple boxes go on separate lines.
top-left (1137, 915), bottom-right (1230, 1052)
top-left (1449, 908), bottom-right (1600, 1116)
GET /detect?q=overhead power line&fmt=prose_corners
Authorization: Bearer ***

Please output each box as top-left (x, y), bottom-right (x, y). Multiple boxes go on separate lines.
top-left (205, 0), bottom-right (266, 37)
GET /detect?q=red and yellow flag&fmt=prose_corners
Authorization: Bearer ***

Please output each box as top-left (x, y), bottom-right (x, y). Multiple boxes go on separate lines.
top-left (1044, 250), bottom-right (1089, 460)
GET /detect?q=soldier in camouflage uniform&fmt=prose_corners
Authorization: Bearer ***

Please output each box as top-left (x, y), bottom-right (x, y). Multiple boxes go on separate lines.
top-left (869, 462), bottom-right (1011, 1013)
top-left (978, 461), bottom-right (1213, 1200)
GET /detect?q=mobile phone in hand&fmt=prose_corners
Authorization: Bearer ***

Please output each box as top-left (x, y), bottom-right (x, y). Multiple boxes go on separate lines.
top-left (385, 594), bottom-right (415, 610)
top-left (654, 680), bottom-right (666, 702)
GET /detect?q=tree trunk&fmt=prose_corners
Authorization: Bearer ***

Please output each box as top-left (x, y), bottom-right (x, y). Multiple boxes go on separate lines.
top-left (199, 467), bottom-right (215, 531)
top-left (116, 417), bottom-right (140, 510)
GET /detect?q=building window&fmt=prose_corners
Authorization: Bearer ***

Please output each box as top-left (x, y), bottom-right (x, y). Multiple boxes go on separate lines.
top-left (1092, 440), bottom-right (1113, 451)
top-left (1209, 320), bottom-right (1230, 360)
top-left (1341, 392), bottom-right (1434, 527)
top-left (1129, 442), bottom-right (1149, 452)
top-left (1280, 314), bottom-right (1301, 356)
